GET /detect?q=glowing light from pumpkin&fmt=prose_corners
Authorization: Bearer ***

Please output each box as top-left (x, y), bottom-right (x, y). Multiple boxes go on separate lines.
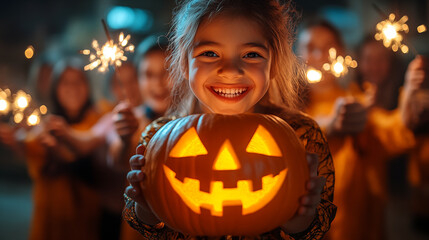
top-left (169, 127), bottom-right (208, 157)
top-left (163, 165), bottom-right (287, 216)
top-left (213, 140), bottom-right (241, 170)
top-left (375, 13), bottom-right (409, 53)
top-left (246, 125), bottom-right (282, 157)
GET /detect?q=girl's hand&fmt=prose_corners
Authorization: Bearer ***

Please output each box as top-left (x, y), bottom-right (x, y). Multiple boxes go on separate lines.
top-left (125, 144), bottom-right (160, 225)
top-left (327, 97), bottom-right (368, 136)
top-left (281, 153), bottom-right (325, 234)
top-left (45, 115), bottom-right (69, 138)
top-left (401, 56), bottom-right (429, 130)
top-left (113, 102), bottom-right (139, 143)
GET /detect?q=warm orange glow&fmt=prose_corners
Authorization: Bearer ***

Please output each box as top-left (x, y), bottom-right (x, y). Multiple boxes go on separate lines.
top-left (25, 46), bottom-right (34, 59)
top-left (14, 112), bottom-right (23, 123)
top-left (213, 140), bottom-right (241, 170)
top-left (82, 32), bottom-right (134, 72)
top-left (39, 105), bottom-right (48, 115)
top-left (0, 99), bottom-right (9, 113)
top-left (14, 90), bottom-right (30, 110)
top-left (322, 48), bottom-right (357, 78)
top-left (417, 24), bottom-right (427, 33)
top-left (246, 125), bottom-right (282, 157)
top-left (306, 68), bottom-right (322, 83)
top-left (27, 110), bottom-right (40, 126)
top-left (169, 127), bottom-right (208, 157)
top-left (375, 13), bottom-right (409, 54)
top-left (163, 165), bottom-right (287, 216)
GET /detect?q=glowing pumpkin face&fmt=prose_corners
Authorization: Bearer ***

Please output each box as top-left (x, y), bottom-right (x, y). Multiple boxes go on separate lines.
top-left (142, 114), bottom-right (308, 236)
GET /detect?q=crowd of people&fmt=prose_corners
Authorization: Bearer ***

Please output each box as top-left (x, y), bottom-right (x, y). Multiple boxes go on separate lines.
top-left (0, 0), bottom-right (428, 239)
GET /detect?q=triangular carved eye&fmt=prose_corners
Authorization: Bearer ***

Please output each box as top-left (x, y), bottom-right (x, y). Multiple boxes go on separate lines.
top-left (246, 125), bottom-right (282, 157)
top-left (169, 127), bottom-right (208, 157)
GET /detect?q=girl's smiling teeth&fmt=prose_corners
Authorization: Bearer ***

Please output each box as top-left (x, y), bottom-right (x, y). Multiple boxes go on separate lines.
top-left (211, 87), bottom-right (248, 98)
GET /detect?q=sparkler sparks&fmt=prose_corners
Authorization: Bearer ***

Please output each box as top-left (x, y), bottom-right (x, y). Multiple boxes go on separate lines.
top-left (375, 13), bottom-right (410, 53)
top-left (306, 68), bottom-right (322, 83)
top-left (0, 88), bottom-right (47, 126)
top-left (322, 48), bottom-right (358, 78)
top-left (81, 32), bottom-right (135, 72)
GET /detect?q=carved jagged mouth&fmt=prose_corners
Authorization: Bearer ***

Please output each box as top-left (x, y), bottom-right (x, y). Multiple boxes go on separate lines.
top-left (163, 165), bottom-right (287, 216)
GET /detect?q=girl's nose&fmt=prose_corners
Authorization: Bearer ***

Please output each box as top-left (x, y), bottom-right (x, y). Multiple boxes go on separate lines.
top-left (217, 58), bottom-right (244, 79)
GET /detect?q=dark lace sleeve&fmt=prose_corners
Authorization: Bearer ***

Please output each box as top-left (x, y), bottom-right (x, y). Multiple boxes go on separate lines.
top-left (276, 111), bottom-right (336, 240)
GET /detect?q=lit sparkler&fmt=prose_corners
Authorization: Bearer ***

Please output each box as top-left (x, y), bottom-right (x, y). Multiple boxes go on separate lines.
top-left (81, 20), bottom-right (135, 72)
top-left (374, 13), bottom-right (410, 53)
top-left (0, 88), bottom-right (47, 126)
top-left (306, 68), bottom-right (322, 83)
top-left (322, 48), bottom-right (358, 78)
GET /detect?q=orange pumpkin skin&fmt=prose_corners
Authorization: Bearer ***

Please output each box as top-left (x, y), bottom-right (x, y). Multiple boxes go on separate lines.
top-left (142, 113), bottom-right (308, 236)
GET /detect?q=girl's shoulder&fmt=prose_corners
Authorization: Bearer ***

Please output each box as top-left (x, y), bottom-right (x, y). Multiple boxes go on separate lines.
top-left (139, 116), bottom-right (176, 147)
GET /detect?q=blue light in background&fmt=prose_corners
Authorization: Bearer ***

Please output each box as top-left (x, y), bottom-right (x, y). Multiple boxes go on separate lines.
top-left (321, 6), bottom-right (362, 48)
top-left (107, 6), bottom-right (153, 32)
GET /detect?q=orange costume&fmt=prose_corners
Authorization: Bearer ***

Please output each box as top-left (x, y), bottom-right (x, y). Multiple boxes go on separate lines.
top-left (306, 84), bottom-right (415, 240)
top-left (25, 109), bottom-right (101, 240)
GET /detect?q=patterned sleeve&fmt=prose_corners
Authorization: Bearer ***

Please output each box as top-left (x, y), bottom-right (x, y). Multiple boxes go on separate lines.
top-left (278, 111), bottom-right (336, 240)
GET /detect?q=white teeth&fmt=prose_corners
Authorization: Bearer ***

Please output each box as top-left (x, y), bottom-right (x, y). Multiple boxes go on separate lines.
top-left (212, 87), bottom-right (247, 98)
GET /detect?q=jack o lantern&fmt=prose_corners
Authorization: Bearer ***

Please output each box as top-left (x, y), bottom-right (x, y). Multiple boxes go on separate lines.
top-left (142, 113), bottom-right (308, 236)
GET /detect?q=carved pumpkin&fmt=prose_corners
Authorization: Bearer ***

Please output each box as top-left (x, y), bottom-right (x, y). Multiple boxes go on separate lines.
top-left (142, 113), bottom-right (308, 236)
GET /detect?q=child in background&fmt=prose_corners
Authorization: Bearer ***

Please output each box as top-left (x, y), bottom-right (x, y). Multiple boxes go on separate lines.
top-left (297, 20), bottom-right (416, 240)
top-left (123, 0), bottom-right (336, 239)
top-left (25, 57), bottom-right (101, 240)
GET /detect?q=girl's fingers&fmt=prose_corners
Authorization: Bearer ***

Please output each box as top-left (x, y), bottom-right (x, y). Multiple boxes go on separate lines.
top-left (127, 170), bottom-right (145, 184)
top-left (307, 176), bottom-right (326, 194)
top-left (129, 155), bottom-right (145, 169)
top-left (300, 194), bottom-right (321, 207)
top-left (306, 153), bottom-right (318, 178)
top-left (125, 185), bottom-right (140, 199)
top-left (298, 205), bottom-right (317, 217)
top-left (136, 144), bottom-right (146, 155)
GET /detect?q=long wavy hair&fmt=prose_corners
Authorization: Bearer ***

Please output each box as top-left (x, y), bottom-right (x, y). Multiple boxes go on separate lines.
top-left (166, 0), bottom-right (306, 116)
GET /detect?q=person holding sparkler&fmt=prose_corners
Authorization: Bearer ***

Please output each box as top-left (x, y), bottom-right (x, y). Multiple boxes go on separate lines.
top-left (401, 55), bottom-right (429, 235)
top-left (24, 56), bottom-right (102, 240)
top-left (296, 19), bottom-right (416, 240)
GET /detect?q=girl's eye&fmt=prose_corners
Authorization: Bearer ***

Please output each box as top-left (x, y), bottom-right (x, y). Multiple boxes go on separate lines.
top-left (244, 52), bottom-right (262, 58)
top-left (200, 51), bottom-right (218, 57)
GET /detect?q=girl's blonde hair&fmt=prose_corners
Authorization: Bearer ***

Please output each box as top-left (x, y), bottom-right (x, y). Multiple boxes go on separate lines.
top-left (167, 0), bottom-right (305, 116)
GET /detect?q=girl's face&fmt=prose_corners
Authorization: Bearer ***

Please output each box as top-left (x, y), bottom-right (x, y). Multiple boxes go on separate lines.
top-left (138, 50), bottom-right (171, 114)
top-left (188, 13), bottom-right (272, 114)
top-left (56, 68), bottom-right (89, 114)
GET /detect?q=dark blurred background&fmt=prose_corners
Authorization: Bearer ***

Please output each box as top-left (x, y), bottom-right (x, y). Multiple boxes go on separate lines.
top-left (0, 0), bottom-right (428, 239)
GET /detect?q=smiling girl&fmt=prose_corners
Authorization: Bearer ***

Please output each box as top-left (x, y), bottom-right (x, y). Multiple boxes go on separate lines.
top-left (123, 0), bottom-right (336, 239)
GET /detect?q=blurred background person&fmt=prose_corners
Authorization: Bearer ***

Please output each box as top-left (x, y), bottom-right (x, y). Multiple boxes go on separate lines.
top-left (401, 56), bottom-right (429, 235)
top-left (357, 34), bottom-right (405, 111)
top-left (296, 19), bottom-right (415, 240)
top-left (23, 56), bottom-right (102, 240)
